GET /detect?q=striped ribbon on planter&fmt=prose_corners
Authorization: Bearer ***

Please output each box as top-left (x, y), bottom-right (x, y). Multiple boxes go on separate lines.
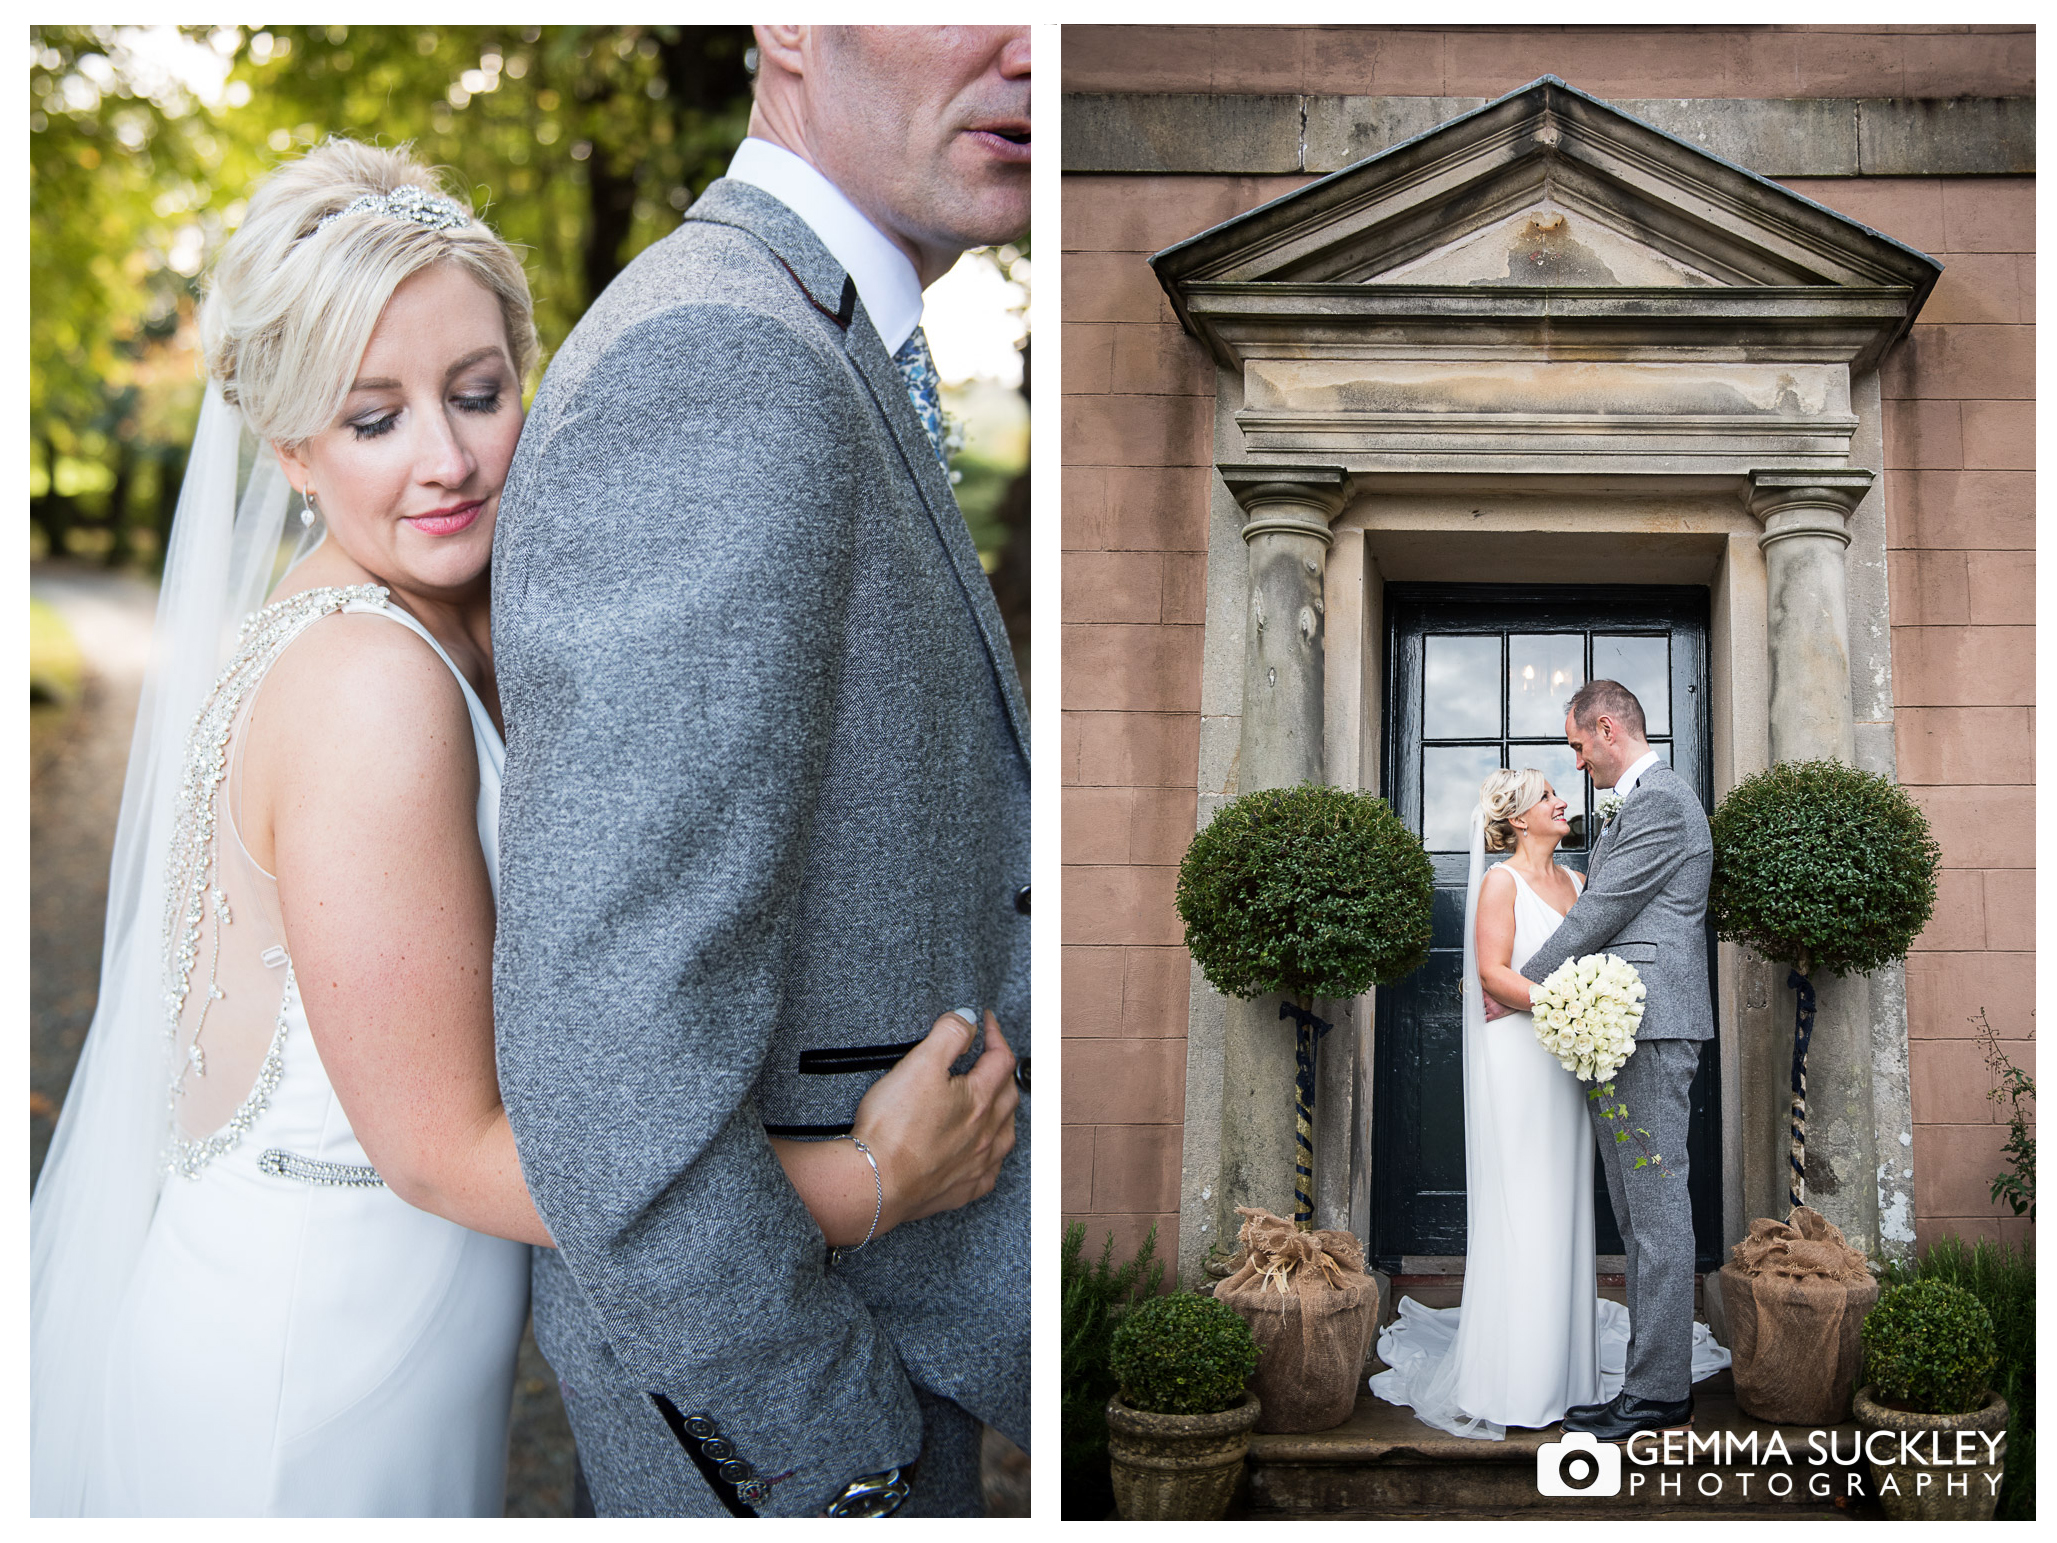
top-left (1787, 969), bottom-right (1817, 1211)
top-left (1280, 1000), bottom-right (1332, 1227)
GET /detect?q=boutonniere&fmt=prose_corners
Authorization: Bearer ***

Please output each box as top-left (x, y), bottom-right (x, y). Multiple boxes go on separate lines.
top-left (1597, 791), bottom-right (1626, 828)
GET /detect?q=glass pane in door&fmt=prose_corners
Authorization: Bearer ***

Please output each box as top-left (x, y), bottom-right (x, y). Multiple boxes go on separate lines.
top-left (1424, 635), bottom-right (1500, 739)
top-left (1593, 635), bottom-right (1670, 735)
top-left (1507, 633), bottom-right (1585, 738)
top-left (1421, 743), bottom-right (1503, 850)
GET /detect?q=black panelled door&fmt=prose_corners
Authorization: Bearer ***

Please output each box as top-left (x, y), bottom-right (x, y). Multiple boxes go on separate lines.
top-left (1371, 584), bottom-right (1722, 1271)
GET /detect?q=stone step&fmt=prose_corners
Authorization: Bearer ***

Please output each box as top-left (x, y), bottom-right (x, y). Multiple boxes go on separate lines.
top-left (1241, 1383), bottom-right (1877, 1520)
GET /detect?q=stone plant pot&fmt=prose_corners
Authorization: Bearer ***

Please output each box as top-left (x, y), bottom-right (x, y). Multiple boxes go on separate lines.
top-left (1105, 1391), bottom-right (1261, 1521)
top-left (1851, 1385), bottom-right (2009, 1521)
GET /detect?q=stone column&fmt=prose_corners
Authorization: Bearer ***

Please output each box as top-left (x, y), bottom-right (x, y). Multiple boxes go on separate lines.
top-left (1223, 467), bottom-right (1351, 789)
top-left (1213, 466), bottom-right (1350, 1233)
top-left (1748, 470), bottom-right (1872, 764)
top-left (1746, 467), bottom-right (1879, 1253)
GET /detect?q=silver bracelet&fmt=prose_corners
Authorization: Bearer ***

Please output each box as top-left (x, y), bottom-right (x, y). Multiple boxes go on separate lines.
top-left (829, 1135), bottom-right (882, 1265)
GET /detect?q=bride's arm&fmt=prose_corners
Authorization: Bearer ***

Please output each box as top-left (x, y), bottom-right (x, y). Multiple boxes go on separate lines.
top-left (1474, 867), bottom-right (1535, 1012)
top-left (255, 616), bottom-right (553, 1247)
top-left (770, 1010), bottom-right (1018, 1247)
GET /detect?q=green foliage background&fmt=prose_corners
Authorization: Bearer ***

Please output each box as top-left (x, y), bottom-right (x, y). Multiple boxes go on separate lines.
top-left (29, 24), bottom-right (1029, 658)
top-left (1061, 1222), bottom-right (1163, 1511)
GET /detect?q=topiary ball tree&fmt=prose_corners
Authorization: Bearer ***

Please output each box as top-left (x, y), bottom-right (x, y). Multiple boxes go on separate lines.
top-left (1710, 759), bottom-right (1941, 1213)
top-left (1176, 783), bottom-right (1435, 1223)
top-left (1110, 1291), bottom-right (1260, 1418)
top-left (1863, 1277), bottom-right (1998, 1416)
top-left (1711, 760), bottom-right (1940, 979)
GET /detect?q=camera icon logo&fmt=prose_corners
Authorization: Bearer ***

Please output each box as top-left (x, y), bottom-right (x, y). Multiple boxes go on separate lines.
top-left (1536, 1430), bottom-right (1622, 1496)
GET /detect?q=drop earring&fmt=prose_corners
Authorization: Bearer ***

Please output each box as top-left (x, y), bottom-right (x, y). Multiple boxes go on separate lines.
top-left (302, 489), bottom-right (319, 528)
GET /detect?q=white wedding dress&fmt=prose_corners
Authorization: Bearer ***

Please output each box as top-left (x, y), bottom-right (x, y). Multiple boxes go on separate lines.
top-left (83, 587), bottom-right (530, 1515)
top-left (1370, 864), bottom-right (1603, 1438)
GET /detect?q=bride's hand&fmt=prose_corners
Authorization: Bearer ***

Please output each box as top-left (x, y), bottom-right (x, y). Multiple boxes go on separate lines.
top-left (852, 1010), bottom-right (1020, 1232)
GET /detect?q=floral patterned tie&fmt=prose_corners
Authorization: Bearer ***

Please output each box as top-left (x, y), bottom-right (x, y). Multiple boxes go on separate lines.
top-left (891, 326), bottom-right (949, 469)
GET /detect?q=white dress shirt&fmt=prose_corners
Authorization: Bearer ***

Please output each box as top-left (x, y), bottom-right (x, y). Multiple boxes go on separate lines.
top-left (725, 137), bottom-right (924, 354)
top-left (1612, 748), bottom-right (1662, 800)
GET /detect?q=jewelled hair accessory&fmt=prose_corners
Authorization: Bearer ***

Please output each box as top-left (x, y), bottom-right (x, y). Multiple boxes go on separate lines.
top-left (315, 184), bottom-right (469, 234)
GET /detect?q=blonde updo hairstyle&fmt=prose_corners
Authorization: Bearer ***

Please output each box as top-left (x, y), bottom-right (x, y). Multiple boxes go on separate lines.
top-left (199, 138), bottom-right (538, 448)
top-left (1480, 767), bottom-right (1550, 853)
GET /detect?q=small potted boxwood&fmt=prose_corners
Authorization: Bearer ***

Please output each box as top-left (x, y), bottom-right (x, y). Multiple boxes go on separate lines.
top-left (1852, 1278), bottom-right (2008, 1520)
top-left (1710, 761), bottom-right (1939, 1210)
top-left (1105, 1292), bottom-right (1262, 1520)
top-left (1177, 783), bottom-right (1433, 1223)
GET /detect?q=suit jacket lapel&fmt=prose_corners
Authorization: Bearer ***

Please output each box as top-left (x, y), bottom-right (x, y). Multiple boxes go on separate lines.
top-left (685, 180), bottom-right (1031, 764)
top-left (1591, 797), bottom-right (1621, 883)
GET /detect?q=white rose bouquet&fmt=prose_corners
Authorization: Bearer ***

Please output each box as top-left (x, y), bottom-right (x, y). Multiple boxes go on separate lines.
top-left (1530, 952), bottom-right (1647, 1083)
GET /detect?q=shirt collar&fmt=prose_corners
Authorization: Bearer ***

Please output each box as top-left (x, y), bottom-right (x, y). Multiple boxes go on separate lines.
top-left (725, 137), bottom-right (924, 354)
top-left (1614, 750), bottom-right (1663, 798)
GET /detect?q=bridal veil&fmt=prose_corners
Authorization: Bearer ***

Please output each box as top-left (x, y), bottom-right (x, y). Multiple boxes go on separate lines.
top-left (30, 385), bottom-right (317, 1512)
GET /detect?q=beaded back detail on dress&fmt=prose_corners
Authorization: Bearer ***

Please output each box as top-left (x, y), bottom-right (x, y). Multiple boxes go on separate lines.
top-left (161, 583), bottom-right (388, 1179)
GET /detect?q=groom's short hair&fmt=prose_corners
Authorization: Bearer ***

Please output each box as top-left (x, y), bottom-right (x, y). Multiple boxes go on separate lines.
top-left (1568, 678), bottom-right (1647, 738)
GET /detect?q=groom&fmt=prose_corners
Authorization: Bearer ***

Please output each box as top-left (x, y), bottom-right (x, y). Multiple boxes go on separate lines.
top-left (1515, 679), bottom-right (1714, 1441)
top-left (490, 28), bottom-right (1031, 1517)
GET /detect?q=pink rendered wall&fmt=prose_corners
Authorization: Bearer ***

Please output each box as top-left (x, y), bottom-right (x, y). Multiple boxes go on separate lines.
top-left (1060, 24), bottom-right (2034, 100)
top-left (1060, 27), bottom-right (2035, 1270)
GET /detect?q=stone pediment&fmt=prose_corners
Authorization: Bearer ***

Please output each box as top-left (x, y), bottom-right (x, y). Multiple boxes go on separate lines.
top-left (1151, 76), bottom-right (1942, 475)
top-left (1153, 76), bottom-right (1940, 375)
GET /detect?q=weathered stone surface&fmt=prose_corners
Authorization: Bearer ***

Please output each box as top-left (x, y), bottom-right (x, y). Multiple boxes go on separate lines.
top-left (1303, 96), bottom-right (1487, 174)
top-left (1068, 92), bottom-right (2033, 179)
top-left (1618, 96), bottom-right (1860, 176)
top-left (1859, 95), bottom-right (2034, 176)
top-left (1064, 93), bottom-right (1303, 175)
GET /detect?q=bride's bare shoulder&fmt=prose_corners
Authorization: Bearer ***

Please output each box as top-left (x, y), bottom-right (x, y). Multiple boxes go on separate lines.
top-left (1478, 864), bottom-right (1517, 903)
top-left (271, 607), bottom-right (463, 717)
top-left (249, 607), bottom-right (473, 780)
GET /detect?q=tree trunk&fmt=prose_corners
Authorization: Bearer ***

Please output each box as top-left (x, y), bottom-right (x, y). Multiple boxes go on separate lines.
top-left (33, 437), bottom-right (74, 558)
top-left (103, 436), bottom-right (134, 568)
top-left (581, 148), bottom-right (637, 310)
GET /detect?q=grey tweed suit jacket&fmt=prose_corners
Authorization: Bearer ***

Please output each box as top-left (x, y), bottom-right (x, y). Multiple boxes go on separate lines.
top-left (1518, 762), bottom-right (1714, 1043)
top-left (490, 180), bottom-right (1030, 1517)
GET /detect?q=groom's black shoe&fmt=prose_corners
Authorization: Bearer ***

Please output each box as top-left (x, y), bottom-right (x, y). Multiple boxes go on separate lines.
top-left (1560, 1397), bottom-right (1615, 1425)
top-left (1562, 1392), bottom-right (1694, 1443)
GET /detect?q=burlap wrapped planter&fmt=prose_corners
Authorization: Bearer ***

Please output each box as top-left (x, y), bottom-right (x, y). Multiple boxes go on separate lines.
top-left (1852, 1386), bottom-right (2009, 1521)
top-left (1720, 1207), bottom-right (1877, 1426)
top-left (1105, 1392), bottom-right (1262, 1521)
top-left (1213, 1208), bottom-right (1381, 1434)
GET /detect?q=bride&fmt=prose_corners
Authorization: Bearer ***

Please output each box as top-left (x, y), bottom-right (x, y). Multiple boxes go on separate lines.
top-left (29, 139), bottom-right (1017, 1517)
top-left (1370, 768), bottom-right (1601, 1438)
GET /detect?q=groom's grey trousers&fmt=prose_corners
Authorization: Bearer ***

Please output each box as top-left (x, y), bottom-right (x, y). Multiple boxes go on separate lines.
top-left (1520, 763), bottom-right (1713, 1404)
top-left (491, 179), bottom-right (1030, 1517)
